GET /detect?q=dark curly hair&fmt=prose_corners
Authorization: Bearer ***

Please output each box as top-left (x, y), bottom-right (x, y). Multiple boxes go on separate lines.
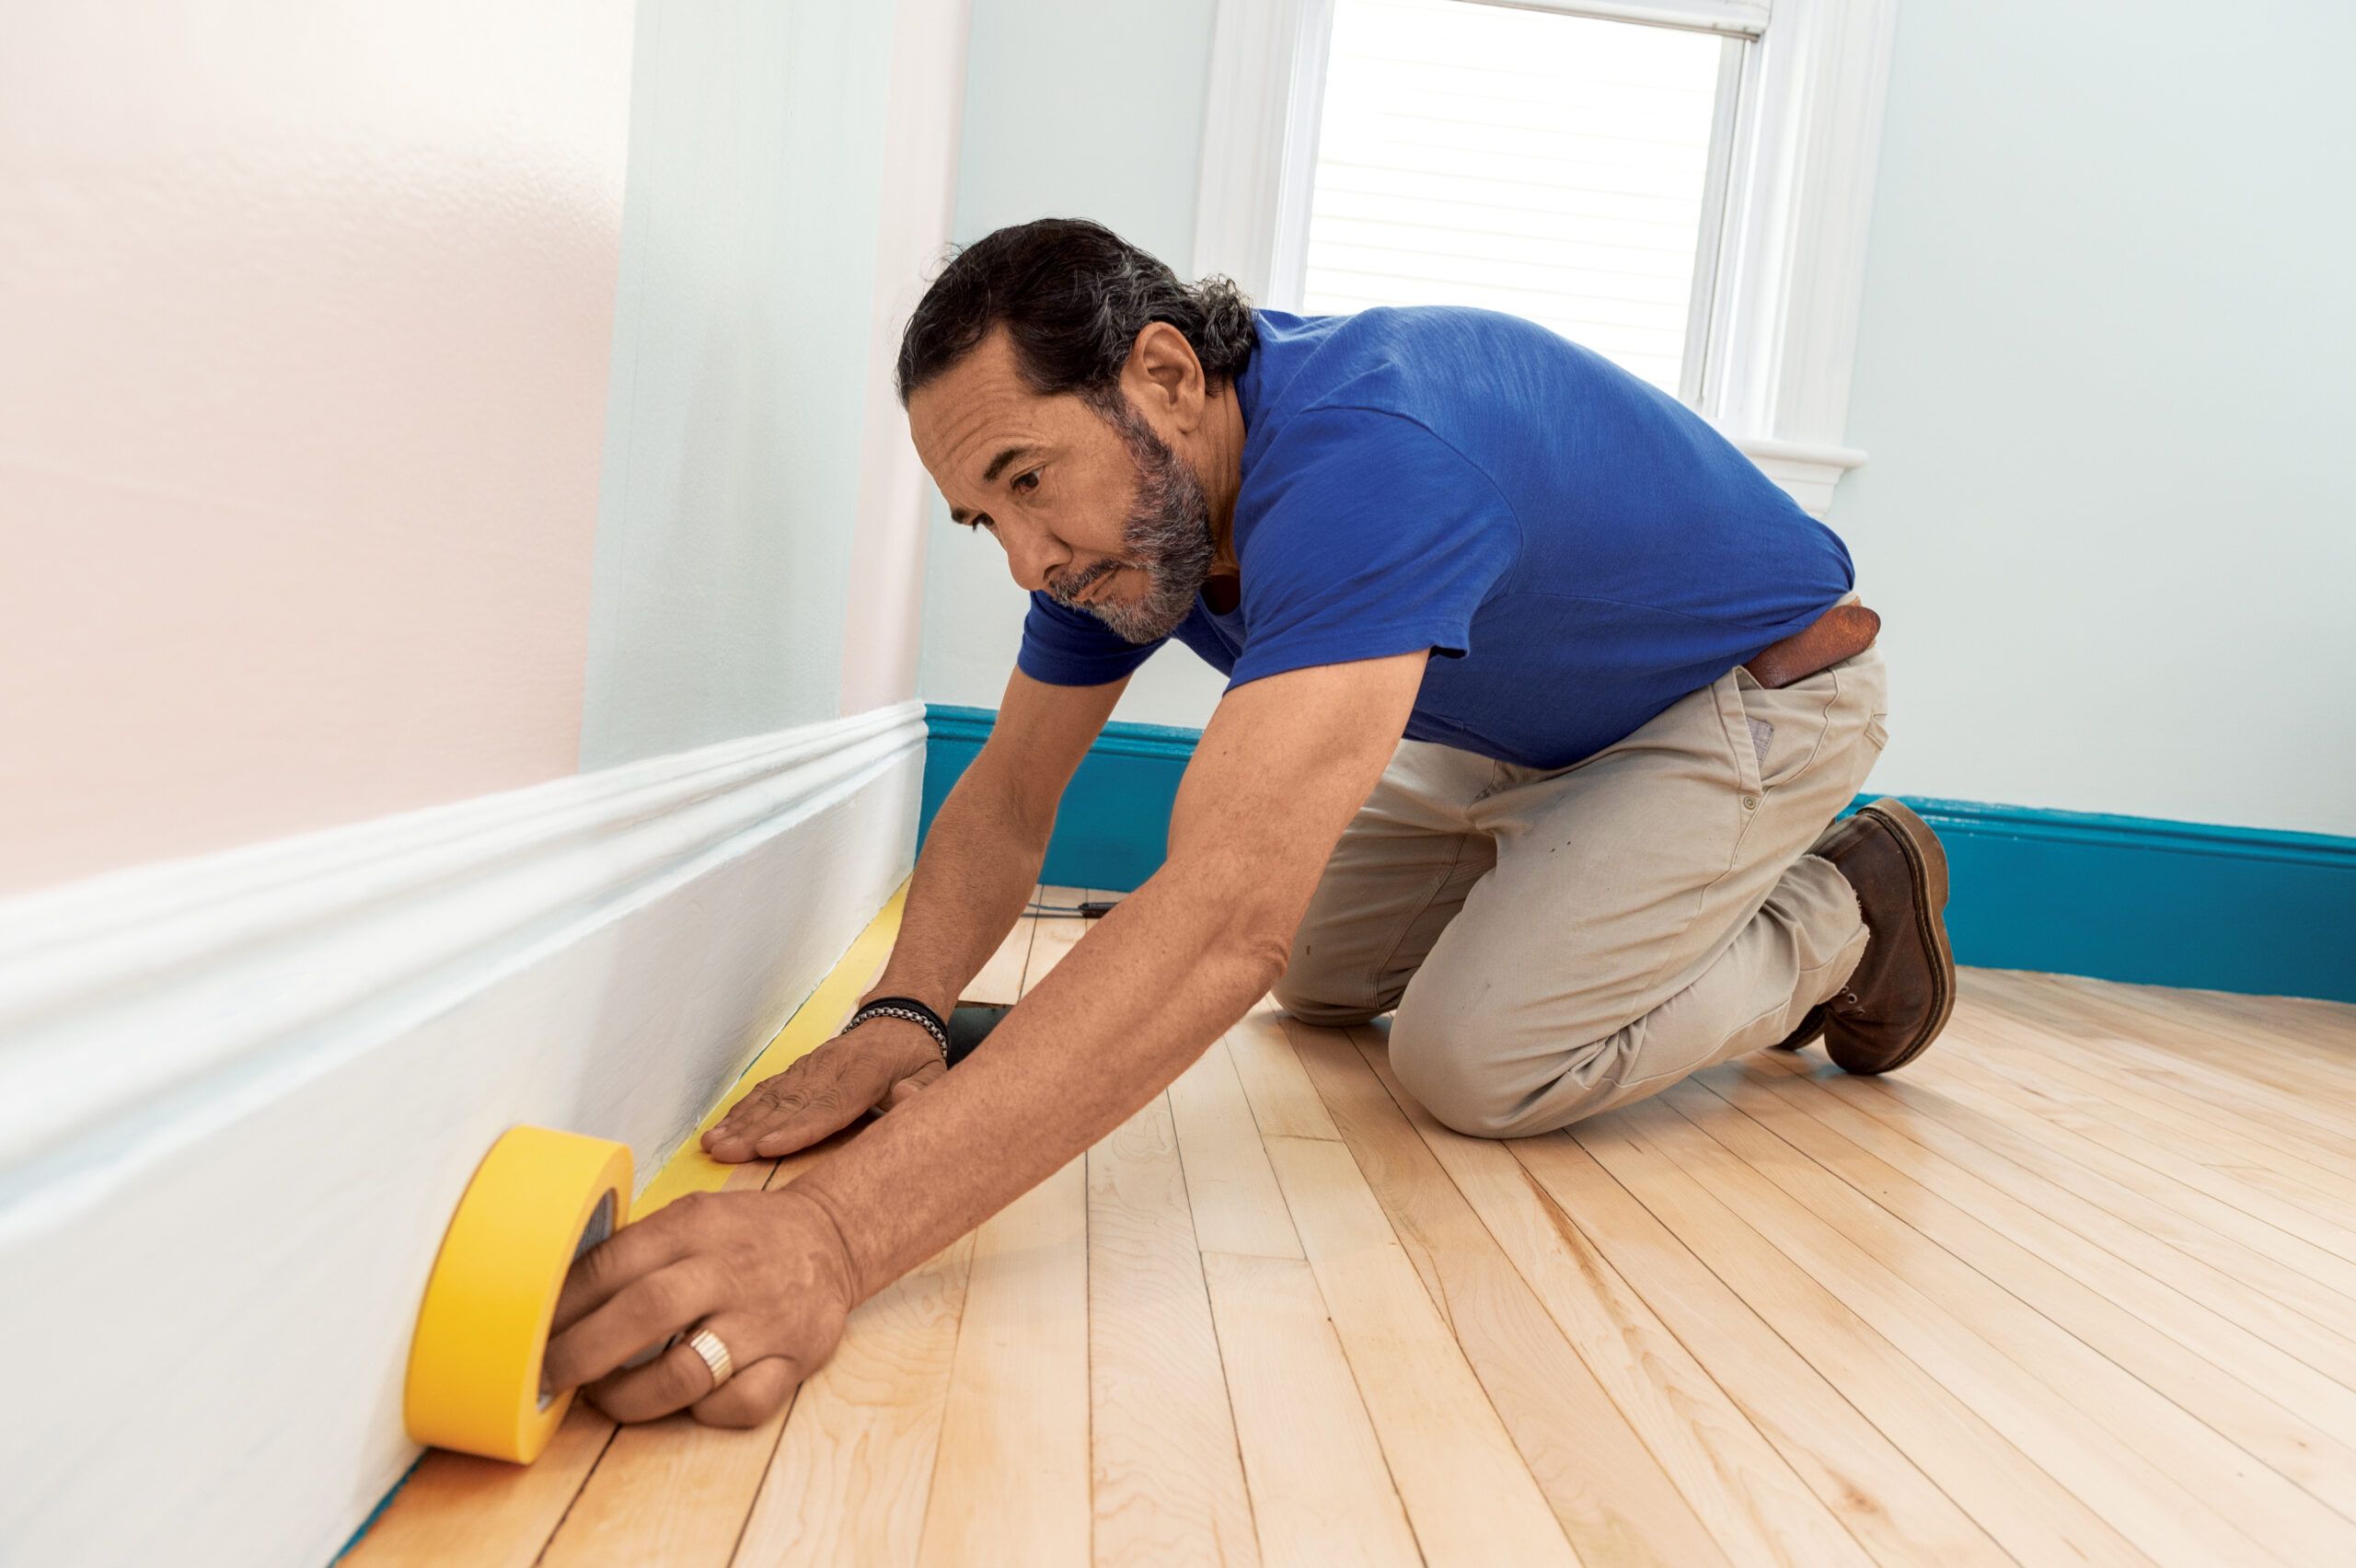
top-left (895, 218), bottom-right (1258, 411)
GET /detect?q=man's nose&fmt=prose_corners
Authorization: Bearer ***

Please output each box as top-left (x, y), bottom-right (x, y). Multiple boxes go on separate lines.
top-left (1000, 519), bottom-right (1068, 595)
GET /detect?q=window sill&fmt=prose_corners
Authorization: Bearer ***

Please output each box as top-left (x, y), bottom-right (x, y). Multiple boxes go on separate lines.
top-left (1727, 433), bottom-right (1865, 518)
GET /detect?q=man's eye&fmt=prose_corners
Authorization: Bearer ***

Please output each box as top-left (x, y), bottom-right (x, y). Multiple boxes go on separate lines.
top-left (1014, 471), bottom-right (1040, 494)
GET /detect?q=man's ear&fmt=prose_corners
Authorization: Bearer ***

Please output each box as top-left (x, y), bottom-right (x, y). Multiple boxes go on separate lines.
top-left (1125, 321), bottom-right (1207, 431)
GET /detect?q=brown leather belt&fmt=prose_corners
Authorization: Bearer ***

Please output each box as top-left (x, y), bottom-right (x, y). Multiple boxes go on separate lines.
top-left (1742, 602), bottom-right (1880, 689)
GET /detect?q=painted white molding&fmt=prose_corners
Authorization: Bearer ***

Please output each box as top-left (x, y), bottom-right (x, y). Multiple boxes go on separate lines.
top-left (1461, 0), bottom-right (1769, 34)
top-left (1703, 0), bottom-right (1899, 450)
top-left (0, 701), bottom-right (923, 1567)
top-left (1191, 0), bottom-right (1337, 306)
top-left (1191, 0), bottom-right (1896, 510)
top-left (1729, 432), bottom-right (1867, 517)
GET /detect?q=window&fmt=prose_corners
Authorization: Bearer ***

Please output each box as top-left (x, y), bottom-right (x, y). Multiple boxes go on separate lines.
top-left (1299, 0), bottom-right (1740, 402)
top-left (1193, 0), bottom-right (1898, 514)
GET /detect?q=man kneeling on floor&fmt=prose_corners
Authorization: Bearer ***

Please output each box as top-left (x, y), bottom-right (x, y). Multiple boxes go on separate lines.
top-left (538, 218), bottom-right (1957, 1430)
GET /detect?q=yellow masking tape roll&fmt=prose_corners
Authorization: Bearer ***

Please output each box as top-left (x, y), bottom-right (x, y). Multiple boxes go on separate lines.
top-left (404, 1125), bottom-right (634, 1464)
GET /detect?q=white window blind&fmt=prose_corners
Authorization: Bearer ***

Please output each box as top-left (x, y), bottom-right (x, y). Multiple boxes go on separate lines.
top-left (1299, 0), bottom-right (1738, 399)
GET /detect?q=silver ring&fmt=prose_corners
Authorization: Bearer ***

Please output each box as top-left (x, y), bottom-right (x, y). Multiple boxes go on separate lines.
top-left (685, 1326), bottom-right (734, 1391)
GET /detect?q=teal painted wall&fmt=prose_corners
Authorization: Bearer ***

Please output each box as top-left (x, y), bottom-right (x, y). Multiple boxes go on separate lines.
top-left (920, 706), bottom-right (2356, 1004)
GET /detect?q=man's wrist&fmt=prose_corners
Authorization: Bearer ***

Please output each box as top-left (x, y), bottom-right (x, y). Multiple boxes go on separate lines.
top-left (860, 979), bottom-right (957, 1019)
top-left (844, 997), bottom-right (951, 1068)
top-left (767, 1182), bottom-right (862, 1309)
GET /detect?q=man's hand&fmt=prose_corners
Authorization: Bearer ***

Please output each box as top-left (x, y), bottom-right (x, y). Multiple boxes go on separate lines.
top-left (543, 1186), bottom-right (854, 1427)
top-left (701, 1018), bottom-right (946, 1162)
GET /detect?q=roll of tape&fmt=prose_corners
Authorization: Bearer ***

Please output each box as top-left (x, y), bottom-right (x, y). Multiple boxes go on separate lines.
top-left (404, 1125), bottom-right (634, 1464)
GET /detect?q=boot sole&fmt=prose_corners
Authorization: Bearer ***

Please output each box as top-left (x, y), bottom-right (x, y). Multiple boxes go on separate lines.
top-left (1828, 798), bottom-right (1956, 1075)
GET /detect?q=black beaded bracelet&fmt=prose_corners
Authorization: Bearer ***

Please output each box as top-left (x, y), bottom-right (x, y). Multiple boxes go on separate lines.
top-left (843, 997), bottom-right (952, 1069)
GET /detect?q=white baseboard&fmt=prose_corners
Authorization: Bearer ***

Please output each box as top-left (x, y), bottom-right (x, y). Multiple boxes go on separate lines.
top-left (0, 700), bottom-right (925, 1568)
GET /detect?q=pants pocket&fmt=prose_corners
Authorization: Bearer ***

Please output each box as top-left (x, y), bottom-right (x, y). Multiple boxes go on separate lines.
top-left (1730, 665), bottom-right (1831, 793)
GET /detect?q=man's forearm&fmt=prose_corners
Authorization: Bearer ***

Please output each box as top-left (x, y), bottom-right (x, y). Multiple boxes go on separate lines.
top-left (863, 763), bottom-right (1049, 1016)
top-left (792, 858), bottom-right (1285, 1302)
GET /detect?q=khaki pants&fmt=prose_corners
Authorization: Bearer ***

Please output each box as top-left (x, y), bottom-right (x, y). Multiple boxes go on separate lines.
top-left (1273, 640), bottom-right (1891, 1136)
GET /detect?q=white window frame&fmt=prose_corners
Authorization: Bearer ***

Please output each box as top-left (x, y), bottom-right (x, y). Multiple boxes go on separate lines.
top-left (1191, 0), bottom-right (1898, 514)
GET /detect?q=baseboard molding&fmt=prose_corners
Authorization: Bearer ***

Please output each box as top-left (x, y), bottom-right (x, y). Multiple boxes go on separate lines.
top-left (923, 704), bottom-right (1198, 894)
top-left (0, 700), bottom-right (926, 1568)
top-left (920, 704), bottom-right (2356, 1005)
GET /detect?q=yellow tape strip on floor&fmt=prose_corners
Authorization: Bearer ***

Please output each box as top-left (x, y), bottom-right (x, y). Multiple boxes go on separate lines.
top-left (629, 879), bottom-right (908, 1221)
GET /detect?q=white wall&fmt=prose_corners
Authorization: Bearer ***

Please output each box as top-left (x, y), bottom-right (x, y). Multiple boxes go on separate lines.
top-left (1830, 0), bottom-right (2354, 836)
top-left (915, 0), bottom-right (2354, 839)
top-left (577, 0), bottom-right (967, 765)
top-left (843, 0), bottom-right (976, 717)
top-left (0, 0), bottom-right (969, 1560)
top-left (0, 0), bottom-right (631, 895)
top-left (917, 0), bottom-right (1233, 730)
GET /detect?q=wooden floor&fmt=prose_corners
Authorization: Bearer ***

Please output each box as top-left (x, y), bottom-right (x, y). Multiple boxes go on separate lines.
top-left (352, 887), bottom-right (2356, 1567)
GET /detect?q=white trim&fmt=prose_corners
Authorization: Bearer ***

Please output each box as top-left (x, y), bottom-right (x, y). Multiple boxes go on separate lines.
top-left (1703, 0), bottom-right (1898, 448)
top-left (1192, 0), bottom-right (1337, 305)
top-left (1728, 432), bottom-right (1865, 517)
top-left (0, 702), bottom-right (923, 1565)
top-left (1458, 0), bottom-right (1770, 37)
top-left (1680, 31), bottom-right (1749, 405)
top-left (1191, 0), bottom-right (1895, 505)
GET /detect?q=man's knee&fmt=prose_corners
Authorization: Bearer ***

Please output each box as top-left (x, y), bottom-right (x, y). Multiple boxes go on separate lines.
top-left (1387, 1002), bottom-right (1607, 1138)
top-left (1271, 931), bottom-right (1396, 1028)
top-left (1269, 969), bottom-right (1384, 1029)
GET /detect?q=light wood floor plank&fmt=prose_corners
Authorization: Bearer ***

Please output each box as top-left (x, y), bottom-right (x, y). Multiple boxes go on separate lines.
top-left (1958, 996), bottom-right (2356, 1217)
top-left (1913, 1042), bottom-right (2356, 1322)
top-left (1350, 1032), bottom-right (2001, 1568)
top-left (1726, 1050), bottom-right (2356, 1464)
top-left (1804, 1039), bottom-right (2356, 1367)
top-left (1660, 1074), bottom-right (2356, 1554)
top-left (915, 1155), bottom-right (1091, 1567)
top-left (728, 1233), bottom-right (976, 1567)
top-left (2092, 974), bottom-right (2356, 1066)
top-left (1199, 1251), bottom-right (1422, 1568)
top-left (1509, 1094), bottom-right (2112, 1567)
top-left (1265, 1133), bottom-right (1580, 1565)
top-left (1228, 1009), bottom-right (1343, 1141)
top-left (1968, 1035), bottom-right (2356, 1242)
top-left (1167, 1034), bottom-right (1307, 1260)
top-left (536, 1407), bottom-right (791, 1568)
top-left (1086, 1093), bottom-right (1260, 1567)
top-left (1613, 1096), bottom-right (2279, 1567)
top-left (342, 1405), bottom-right (616, 1568)
top-left (1925, 1022), bottom-right (2356, 1265)
top-left (2009, 988), bottom-right (2356, 1148)
top-left (1287, 1022), bottom-right (1753, 1568)
top-left (2040, 972), bottom-right (2356, 1101)
top-left (908, 890), bottom-right (1094, 1565)
top-left (1754, 1046), bottom-right (2356, 1399)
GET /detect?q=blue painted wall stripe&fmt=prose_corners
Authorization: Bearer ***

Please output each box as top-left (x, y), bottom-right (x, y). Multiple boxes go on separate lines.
top-left (919, 704), bottom-right (2356, 1004)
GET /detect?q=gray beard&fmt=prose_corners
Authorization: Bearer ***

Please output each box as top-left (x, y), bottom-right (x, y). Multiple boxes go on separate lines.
top-left (1047, 396), bottom-right (1216, 644)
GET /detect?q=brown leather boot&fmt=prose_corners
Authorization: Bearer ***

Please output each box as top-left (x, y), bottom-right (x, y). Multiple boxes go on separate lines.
top-left (1771, 799), bottom-right (1956, 1074)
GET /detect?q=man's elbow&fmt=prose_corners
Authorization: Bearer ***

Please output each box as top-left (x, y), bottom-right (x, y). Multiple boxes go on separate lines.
top-left (1161, 847), bottom-right (1311, 990)
top-left (1224, 921), bottom-right (1296, 993)
top-left (1197, 894), bottom-right (1299, 994)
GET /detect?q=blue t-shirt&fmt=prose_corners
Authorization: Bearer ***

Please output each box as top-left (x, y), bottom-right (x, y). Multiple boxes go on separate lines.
top-left (1017, 306), bottom-right (1854, 769)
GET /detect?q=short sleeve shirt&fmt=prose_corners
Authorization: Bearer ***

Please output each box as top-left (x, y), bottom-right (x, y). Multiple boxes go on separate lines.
top-left (1016, 306), bottom-right (1854, 769)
